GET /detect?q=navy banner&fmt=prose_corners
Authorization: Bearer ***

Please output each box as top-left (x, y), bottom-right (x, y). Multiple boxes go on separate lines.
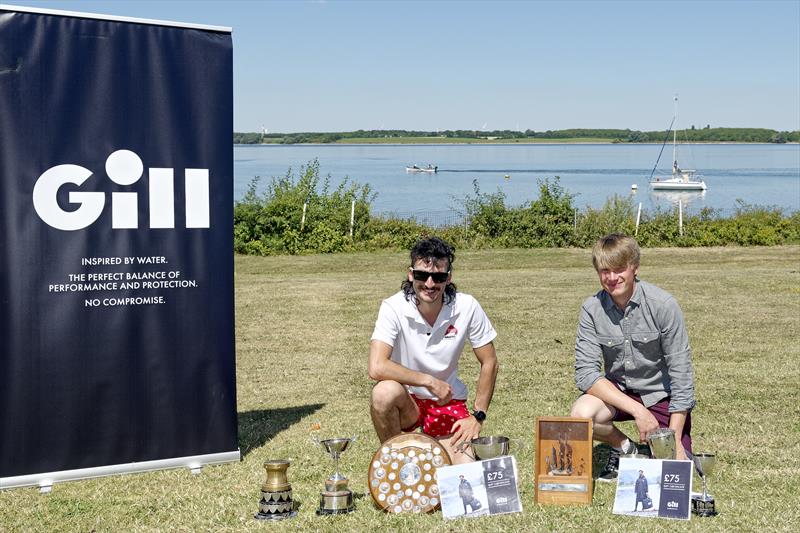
top-left (0, 7), bottom-right (237, 484)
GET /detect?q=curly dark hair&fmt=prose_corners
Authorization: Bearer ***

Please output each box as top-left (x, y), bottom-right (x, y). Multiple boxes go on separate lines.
top-left (401, 236), bottom-right (457, 304)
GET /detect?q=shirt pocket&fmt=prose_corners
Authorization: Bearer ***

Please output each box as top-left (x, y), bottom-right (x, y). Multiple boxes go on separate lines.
top-left (598, 335), bottom-right (625, 360)
top-left (631, 331), bottom-right (661, 361)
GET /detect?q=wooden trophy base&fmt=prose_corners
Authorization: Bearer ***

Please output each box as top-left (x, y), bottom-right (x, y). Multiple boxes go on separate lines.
top-left (536, 474), bottom-right (592, 505)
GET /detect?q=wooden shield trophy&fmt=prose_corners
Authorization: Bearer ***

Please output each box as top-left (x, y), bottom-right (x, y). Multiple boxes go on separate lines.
top-left (368, 433), bottom-right (451, 514)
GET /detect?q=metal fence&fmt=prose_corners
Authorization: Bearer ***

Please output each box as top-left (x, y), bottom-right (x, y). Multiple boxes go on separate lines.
top-left (374, 209), bottom-right (469, 229)
top-left (371, 203), bottom-right (782, 230)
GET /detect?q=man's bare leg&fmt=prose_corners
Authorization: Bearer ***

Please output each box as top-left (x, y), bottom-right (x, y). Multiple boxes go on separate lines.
top-left (371, 380), bottom-right (419, 443)
top-left (571, 394), bottom-right (630, 448)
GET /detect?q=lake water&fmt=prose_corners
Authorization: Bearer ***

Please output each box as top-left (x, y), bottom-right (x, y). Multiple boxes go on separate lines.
top-left (234, 144), bottom-right (800, 222)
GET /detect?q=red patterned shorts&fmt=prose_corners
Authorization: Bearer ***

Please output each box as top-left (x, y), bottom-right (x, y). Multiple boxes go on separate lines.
top-left (402, 395), bottom-right (471, 437)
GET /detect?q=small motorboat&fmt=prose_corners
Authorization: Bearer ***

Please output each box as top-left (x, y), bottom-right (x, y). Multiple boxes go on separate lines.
top-left (406, 164), bottom-right (437, 173)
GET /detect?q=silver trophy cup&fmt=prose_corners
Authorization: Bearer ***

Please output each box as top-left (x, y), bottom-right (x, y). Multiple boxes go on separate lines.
top-left (692, 452), bottom-right (717, 516)
top-left (646, 428), bottom-right (677, 460)
top-left (468, 436), bottom-right (510, 460)
top-left (313, 435), bottom-right (357, 515)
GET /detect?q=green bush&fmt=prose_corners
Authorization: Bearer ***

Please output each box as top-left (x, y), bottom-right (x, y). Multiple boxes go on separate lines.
top-left (515, 177), bottom-right (577, 247)
top-left (636, 209), bottom-right (683, 247)
top-left (358, 217), bottom-right (435, 251)
top-left (575, 195), bottom-right (637, 246)
top-left (462, 179), bottom-right (510, 239)
top-left (234, 160), bottom-right (800, 255)
top-left (461, 177), bottom-right (577, 247)
top-left (233, 159), bottom-right (374, 255)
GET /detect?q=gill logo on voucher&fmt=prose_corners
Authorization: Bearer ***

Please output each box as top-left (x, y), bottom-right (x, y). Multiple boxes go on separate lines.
top-left (32, 150), bottom-right (210, 231)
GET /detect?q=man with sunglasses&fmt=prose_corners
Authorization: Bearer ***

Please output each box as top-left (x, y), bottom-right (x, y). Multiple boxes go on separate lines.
top-left (369, 237), bottom-right (498, 463)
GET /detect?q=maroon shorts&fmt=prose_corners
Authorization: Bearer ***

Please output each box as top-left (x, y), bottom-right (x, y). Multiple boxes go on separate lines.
top-left (612, 388), bottom-right (693, 454)
top-left (402, 395), bottom-right (471, 437)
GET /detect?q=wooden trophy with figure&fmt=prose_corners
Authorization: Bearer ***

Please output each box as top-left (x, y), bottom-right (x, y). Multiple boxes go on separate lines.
top-left (534, 417), bottom-right (593, 505)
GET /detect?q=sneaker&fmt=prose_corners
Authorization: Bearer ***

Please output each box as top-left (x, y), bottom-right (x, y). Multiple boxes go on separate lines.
top-left (597, 448), bottom-right (620, 482)
top-left (598, 441), bottom-right (636, 482)
top-left (624, 442), bottom-right (651, 458)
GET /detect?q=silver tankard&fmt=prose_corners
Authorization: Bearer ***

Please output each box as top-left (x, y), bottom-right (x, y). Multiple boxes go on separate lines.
top-left (646, 428), bottom-right (677, 460)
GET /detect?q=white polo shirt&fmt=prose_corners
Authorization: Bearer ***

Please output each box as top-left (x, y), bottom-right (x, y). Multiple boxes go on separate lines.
top-left (371, 291), bottom-right (497, 400)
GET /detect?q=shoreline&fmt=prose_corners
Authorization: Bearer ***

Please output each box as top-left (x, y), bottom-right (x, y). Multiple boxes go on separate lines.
top-left (236, 141), bottom-right (800, 146)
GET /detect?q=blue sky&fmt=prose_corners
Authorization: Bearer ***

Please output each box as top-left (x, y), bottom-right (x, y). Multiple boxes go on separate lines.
top-left (7, 0), bottom-right (800, 133)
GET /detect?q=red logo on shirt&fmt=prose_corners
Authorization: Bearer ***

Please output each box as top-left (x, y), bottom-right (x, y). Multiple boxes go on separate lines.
top-left (445, 324), bottom-right (458, 338)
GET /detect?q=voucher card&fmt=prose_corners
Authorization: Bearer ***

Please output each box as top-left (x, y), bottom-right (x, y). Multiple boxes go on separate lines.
top-left (437, 455), bottom-right (522, 520)
top-left (612, 457), bottom-right (693, 520)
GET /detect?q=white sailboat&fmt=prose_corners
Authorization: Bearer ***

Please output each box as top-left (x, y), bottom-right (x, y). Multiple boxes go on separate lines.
top-left (649, 96), bottom-right (707, 191)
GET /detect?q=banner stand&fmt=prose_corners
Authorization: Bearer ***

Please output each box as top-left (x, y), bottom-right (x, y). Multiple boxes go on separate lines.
top-left (1, 450), bottom-right (241, 492)
top-left (0, 6), bottom-right (238, 492)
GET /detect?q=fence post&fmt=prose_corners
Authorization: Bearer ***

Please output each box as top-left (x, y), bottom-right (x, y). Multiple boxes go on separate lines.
top-left (301, 202), bottom-right (307, 231)
top-left (464, 214), bottom-right (469, 240)
top-left (573, 208), bottom-right (578, 235)
top-left (678, 200), bottom-right (683, 236)
top-left (635, 202), bottom-right (642, 237)
top-left (349, 199), bottom-right (355, 238)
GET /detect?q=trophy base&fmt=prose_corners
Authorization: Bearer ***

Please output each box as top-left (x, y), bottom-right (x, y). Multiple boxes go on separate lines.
top-left (254, 510), bottom-right (297, 521)
top-left (255, 488), bottom-right (295, 520)
top-left (691, 495), bottom-right (717, 517)
top-left (535, 474), bottom-right (592, 506)
top-left (317, 489), bottom-right (355, 515)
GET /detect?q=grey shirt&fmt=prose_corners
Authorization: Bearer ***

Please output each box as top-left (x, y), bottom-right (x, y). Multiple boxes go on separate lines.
top-left (574, 279), bottom-right (695, 412)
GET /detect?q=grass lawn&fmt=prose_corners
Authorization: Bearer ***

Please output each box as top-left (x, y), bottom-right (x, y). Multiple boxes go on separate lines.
top-left (2, 246), bottom-right (798, 532)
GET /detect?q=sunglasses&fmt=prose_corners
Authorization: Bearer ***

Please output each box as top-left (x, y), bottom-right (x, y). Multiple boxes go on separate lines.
top-left (411, 269), bottom-right (450, 283)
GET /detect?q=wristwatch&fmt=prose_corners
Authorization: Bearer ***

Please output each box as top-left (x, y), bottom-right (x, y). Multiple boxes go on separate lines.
top-left (472, 409), bottom-right (486, 423)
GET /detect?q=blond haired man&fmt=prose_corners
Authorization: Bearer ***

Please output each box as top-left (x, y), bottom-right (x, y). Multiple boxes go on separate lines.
top-left (571, 234), bottom-right (695, 481)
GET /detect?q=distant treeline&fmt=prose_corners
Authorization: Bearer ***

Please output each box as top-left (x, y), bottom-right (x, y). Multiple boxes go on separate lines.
top-left (234, 127), bottom-right (799, 145)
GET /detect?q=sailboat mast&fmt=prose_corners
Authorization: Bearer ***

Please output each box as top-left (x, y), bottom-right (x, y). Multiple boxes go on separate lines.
top-left (672, 95), bottom-right (678, 174)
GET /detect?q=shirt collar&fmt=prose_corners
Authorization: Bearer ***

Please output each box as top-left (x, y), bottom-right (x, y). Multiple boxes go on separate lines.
top-left (628, 279), bottom-right (642, 307)
top-left (600, 279), bottom-right (642, 314)
top-left (403, 294), bottom-right (459, 326)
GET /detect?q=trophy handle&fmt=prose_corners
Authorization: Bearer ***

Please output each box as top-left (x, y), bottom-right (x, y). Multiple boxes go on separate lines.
top-left (692, 455), bottom-right (704, 477)
top-left (454, 441), bottom-right (476, 460)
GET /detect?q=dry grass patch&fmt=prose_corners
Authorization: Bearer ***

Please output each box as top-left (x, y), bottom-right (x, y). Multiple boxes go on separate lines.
top-left (1, 246), bottom-right (798, 532)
